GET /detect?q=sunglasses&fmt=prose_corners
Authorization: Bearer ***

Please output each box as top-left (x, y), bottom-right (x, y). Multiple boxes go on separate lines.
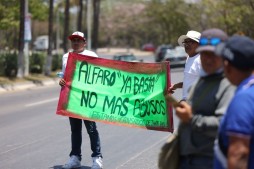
top-left (200, 38), bottom-right (221, 46)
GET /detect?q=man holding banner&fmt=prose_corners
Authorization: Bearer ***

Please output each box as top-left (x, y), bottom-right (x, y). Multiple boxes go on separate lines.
top-left (57, 31), bottom-right (173, 168)
top-left (59, 31), bottom-right (103, 169)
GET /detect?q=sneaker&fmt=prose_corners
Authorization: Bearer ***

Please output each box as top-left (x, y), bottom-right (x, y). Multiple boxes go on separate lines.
top-left (62, 155), bottom-right (81, 169)
top-left (91, 157), bottom-right (103, 169)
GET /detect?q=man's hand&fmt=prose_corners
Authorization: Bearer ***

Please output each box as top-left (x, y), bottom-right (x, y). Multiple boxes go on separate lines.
top-left (168, 82), bottom-right (183, 94)
top-left (175, 101), bottom-right (193, 123)
top-left (59, 78), bottom-right (66, 87)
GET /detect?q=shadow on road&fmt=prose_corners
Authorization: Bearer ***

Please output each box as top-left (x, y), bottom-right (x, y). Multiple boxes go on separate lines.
top-left (51, 165), bottom-right (91, 169)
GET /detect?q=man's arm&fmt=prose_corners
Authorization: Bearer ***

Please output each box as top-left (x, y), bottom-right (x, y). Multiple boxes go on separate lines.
top-left (59, 53), bottom-right (68, 87)
top-left (228, 134), bottom-right (250, 169)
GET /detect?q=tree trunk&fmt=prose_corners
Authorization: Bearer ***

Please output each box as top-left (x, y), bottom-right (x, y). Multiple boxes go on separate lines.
top-left (17, 0), bottom-right (25, 78)
top-left (63, 0), bottom-right (70, 53)
top-left (77, 0), bottom-right (83, 31)
top-left (92, 0), bottom-right (101, 50)
top-left (45, 0), bottom-right (54, 76)
top-left (83, 0), bottom-right (88, 35)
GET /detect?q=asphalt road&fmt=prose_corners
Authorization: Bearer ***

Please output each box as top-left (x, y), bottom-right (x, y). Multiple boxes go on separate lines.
top-left (0, 56), bottom-right (184, 169)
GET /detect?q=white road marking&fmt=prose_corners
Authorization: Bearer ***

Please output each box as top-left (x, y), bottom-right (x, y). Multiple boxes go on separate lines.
top-left (0, 137), bottom-right (48, 155)
top-left (25, 97), bottom-right (59, 107)
top-left (116, 135), bottom-right (169, 169)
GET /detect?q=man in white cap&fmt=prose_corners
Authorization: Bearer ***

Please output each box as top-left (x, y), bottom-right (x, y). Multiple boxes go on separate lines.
top-left (59, 31), bottom-right (103, 169)
top-left (168, 30), bottom-right (202, 101)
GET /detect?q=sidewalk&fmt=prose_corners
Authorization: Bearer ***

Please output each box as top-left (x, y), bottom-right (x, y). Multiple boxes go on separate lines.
top-left (0, 48), bottom-right (153, 94)
top-left (0, 77), bottom-right (59, 94)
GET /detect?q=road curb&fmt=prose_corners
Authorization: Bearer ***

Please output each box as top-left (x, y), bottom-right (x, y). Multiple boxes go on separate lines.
top-left (0, 78), bottom-right (59, 94)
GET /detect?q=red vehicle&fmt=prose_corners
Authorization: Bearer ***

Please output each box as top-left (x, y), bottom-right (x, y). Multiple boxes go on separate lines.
top-left (141, 43), bottom-right (156, 52)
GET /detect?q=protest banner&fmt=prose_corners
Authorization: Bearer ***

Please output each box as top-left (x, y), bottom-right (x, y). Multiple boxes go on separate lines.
top-left (56, 53), bottom-right (174, 132)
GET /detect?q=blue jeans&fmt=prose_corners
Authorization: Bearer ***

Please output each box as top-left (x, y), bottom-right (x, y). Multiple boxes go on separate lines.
top-left (69, 117), bottom-right (102, 160)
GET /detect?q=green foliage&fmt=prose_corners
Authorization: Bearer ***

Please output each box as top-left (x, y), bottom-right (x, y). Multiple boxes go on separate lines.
top-left (29, 52), bottom-right (46, 73)
top-left (0, 0), bottom-right (48, 30)
top-left (0, 51), bottom-right (61, 77)
top-left (0, 0), bottom-right (19, 30)
top-left (29, 0), bottom-right (48, 21)
top-left (144, 0), bottom-right (189, 45)
top-left (51, 54), bottom-right (62, 71)
top-left (0, 52), bottom-right (18, 77)
top-left (185, 0), bottom-right (254, 36)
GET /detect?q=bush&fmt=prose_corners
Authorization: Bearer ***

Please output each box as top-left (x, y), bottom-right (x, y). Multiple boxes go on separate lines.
top-left (29, 52), bottom-right (46, 73)
top-left (0, 54), bottom-right (5, 76)
top-left (0, 51), bottom-right (62, 77)
top-left (52, 54), bottom-right (62, 71)
top-left (0, 52), bottom-right (18, 77)
top-left (5, 53), bottom-right (17, 77)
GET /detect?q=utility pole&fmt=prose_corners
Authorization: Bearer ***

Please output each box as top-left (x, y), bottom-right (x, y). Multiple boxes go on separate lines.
top-left (87, 0), bottom-right (92, 50)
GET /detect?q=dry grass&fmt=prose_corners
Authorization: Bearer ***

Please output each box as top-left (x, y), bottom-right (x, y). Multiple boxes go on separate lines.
top-left (0, 72), bottom-right (58, 85)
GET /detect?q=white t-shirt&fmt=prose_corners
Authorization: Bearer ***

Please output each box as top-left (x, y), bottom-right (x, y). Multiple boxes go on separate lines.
top-left (182, 53), bottom-right (202, 100)
top-left (62, 49), bottom-right (98, 74)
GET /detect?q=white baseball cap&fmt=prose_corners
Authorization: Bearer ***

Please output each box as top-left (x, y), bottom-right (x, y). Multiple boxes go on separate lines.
top-left (68, 31), bottom-right (86, 41)
top-left (178, 30), bottom-right (201, 46)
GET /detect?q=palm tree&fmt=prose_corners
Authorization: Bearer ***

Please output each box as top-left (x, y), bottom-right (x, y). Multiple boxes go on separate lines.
top-left (45, 0), bottom-right (54, 76)
top-left (77, 0), bottom-right (83, 31)
top-left (17, 0), bottom-right (25, 78)
top-left (63, 0), bottom-right (70, 53)
top-left (92, 0), bottom-right (101, 50)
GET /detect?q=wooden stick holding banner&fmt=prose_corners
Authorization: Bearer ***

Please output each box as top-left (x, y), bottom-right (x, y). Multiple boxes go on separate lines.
top-left (56, 53), bottom-right (174, 132)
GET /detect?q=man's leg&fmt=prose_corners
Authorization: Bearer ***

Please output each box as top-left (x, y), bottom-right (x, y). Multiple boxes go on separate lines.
top-left (84, 120), bottom-right (103, 169)
top-left (62, 117), bottom-right (82, 169)
top-left (83, 120), bottom-right (102, 157)
top-left (69, 117), bottom-right (83, 159)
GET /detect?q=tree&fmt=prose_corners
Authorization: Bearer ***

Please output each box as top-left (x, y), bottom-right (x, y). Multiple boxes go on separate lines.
top-left (183, 0), bottom-right (254, 37)
top-left (45, 0), bottom-right (54, 76)
top-left (17, 0), bottom-right (25, 78)
top-left (143, 0), bottom-right (189, 45)
top-left (92, 0), bottom-right (101, 50)
top-left (77, 0), bottom-right (83, 31)
top-left (63, 0), bottom-right (70, 53)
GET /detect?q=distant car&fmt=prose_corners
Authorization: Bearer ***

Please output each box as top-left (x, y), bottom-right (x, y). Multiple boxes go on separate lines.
top-left (154, 44), bottom-right (173, 62)
top-left (163, 46), bottom-right (187, 68)
top-left (112, 53), bottom-right (141, 62)
top-left (141, 43), bottom-right (156, 52)
top-left (33, 35), bottom-right (48, 50)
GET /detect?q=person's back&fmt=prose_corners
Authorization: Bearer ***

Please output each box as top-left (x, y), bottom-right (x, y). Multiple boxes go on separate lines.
top-left (214, 35), bottom-right (254, 169)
